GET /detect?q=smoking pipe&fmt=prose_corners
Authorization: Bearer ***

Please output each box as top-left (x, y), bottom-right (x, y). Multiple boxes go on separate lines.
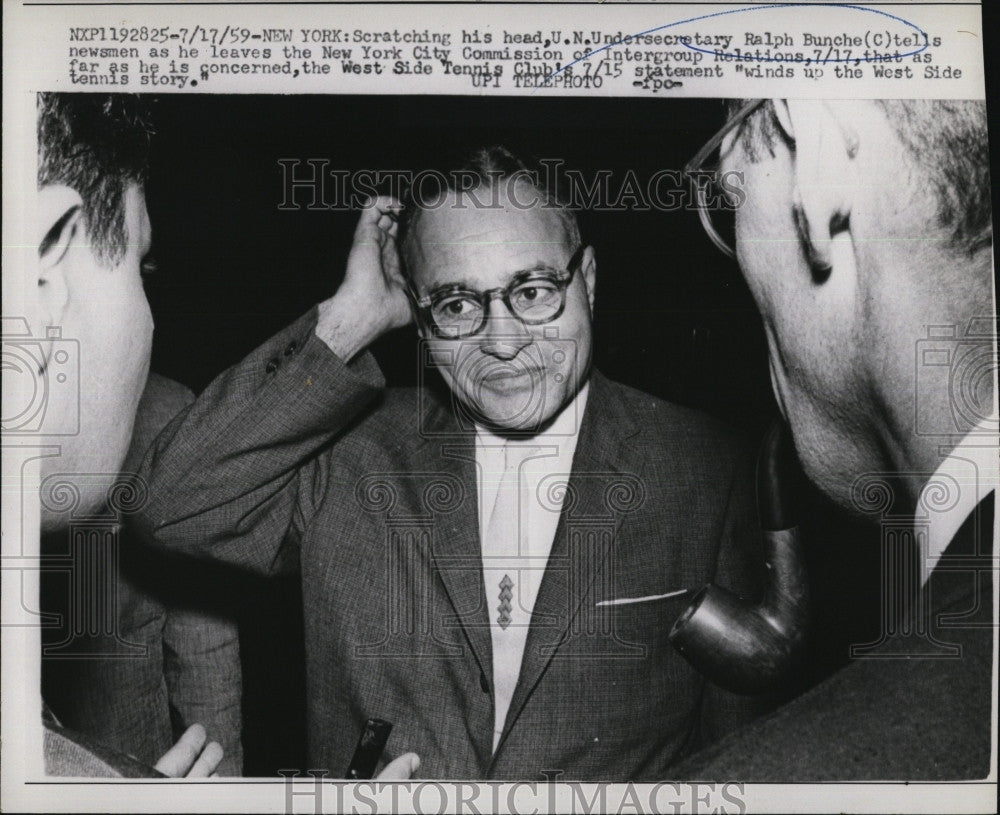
top-left (669, 418), bottom-right (808, 695)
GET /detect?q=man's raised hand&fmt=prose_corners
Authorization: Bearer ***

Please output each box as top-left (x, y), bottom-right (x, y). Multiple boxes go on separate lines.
top-left (344, 196), bottom-right (411, 331)
top-left (316, 196), bottom-right (413, 361)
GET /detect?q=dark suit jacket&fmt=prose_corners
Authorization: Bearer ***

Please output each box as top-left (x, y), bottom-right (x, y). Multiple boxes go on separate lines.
top-left (672, 493), bottom-right (995, 780)
top-left (42, 373), bottom-right (243, 775)
top-left (138, 309), bottom-right (767, 780)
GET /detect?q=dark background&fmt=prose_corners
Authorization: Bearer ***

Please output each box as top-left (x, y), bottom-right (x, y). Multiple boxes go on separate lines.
top-left (144, 95), bottom-right (774, 424)
top-left (140, 95), bottom-right (882, 774)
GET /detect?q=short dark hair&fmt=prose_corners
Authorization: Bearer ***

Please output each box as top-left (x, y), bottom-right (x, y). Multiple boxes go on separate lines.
top-left (37, 93), bottom-right (154, 264)
top-left (875, 100), bottom-right (991, 256)
top-left (397, 144), bottom-right (581, 275)
top-left (732, 99), bottom-right (991, 256)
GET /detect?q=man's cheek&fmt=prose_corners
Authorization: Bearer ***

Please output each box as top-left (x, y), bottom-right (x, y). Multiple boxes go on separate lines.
top-left (559, 331), bottom-right (589, 386)
top-left (439, 346), bottom-right (476, 394)
top-left (129, 298), bottom-right (154, 375)
top-left (117, 282), bottom-right (153, 350)
top-left (103, 286), bottom-right (153, 409)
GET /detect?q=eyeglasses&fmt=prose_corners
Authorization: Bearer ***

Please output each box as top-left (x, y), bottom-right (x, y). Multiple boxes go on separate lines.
top-left (685, 98), bottom-right (768, 259)
top-left (408, 245), bottom-right (585, 339)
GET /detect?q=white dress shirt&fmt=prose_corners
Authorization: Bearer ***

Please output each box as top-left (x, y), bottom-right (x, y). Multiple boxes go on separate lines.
top-left (919, 420), bottom-right (999, 585)
top-left (475, 382), bottom-right (589, 751)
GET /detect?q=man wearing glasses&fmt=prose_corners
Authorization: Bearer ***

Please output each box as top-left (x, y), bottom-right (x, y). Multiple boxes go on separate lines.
top-left (136, 145), bottom-right (767, 779)
top-left (675, 100), bottom-right (996, 780)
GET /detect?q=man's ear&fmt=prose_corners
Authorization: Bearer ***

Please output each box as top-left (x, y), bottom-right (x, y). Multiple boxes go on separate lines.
top-left (35, 185), bottom-right (83, 326)
top-left (580, 245), bottom-right (596, 311)
top-left (772, 100), bottom-right (859, 281)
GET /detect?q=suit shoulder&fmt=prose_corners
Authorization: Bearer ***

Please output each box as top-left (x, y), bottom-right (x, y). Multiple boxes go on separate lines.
top-left (596, 382), bottom-right (755, 480)
top-left (610, 382), bottom-right (746, 450)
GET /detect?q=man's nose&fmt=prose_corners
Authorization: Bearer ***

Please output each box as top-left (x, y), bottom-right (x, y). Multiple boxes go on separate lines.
top-left (478, 299), bottom-right (532, 360)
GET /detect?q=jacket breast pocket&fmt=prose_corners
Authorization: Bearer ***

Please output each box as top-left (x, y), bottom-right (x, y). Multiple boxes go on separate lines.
top-left (554, 592), bottom-right (693, 663)
top-left (557, 592), bottom-right (703, 742)
top-left (600, 592), bottom-right (694, 658)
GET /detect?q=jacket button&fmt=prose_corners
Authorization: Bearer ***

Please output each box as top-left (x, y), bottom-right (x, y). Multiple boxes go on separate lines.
top-left (480, 671), bottom-right (490, 693)
top-left (265, 358), bottom-right (279, 373)
top-left (284, 340), bottom-right (297, 356)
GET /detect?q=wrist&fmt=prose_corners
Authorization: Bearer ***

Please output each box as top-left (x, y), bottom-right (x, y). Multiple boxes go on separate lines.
top-left (315, 289), bottom-right (387, 361)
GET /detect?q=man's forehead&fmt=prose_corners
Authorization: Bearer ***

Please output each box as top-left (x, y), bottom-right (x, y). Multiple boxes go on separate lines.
top-left (414, 186), bottom-right (570, 238)
top-left (409, 195), bottom-right (571, 278)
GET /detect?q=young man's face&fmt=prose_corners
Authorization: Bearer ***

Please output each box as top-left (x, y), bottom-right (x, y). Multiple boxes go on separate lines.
top-left (37, 184), bottom-right (154, 529)
top-left (407, 186), bottom-right (596, 432)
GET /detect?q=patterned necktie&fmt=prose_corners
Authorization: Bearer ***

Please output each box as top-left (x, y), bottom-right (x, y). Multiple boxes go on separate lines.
top-left (484, 441), bottom-right (531, 753)
top-left (497, 574), bottom-right (514, 629)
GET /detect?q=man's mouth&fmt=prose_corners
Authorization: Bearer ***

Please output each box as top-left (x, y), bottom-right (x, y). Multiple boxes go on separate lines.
top-left (478, 365), bottom-right (544, 390)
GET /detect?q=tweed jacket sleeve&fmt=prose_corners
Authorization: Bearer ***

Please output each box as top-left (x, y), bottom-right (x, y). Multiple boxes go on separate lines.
top-left (136, 308), bottom-right (385, 575)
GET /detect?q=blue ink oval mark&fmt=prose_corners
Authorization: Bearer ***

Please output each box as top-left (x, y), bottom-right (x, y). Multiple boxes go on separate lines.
top-left (677, 4), bottom-right (928, 63)
top-left (542, 2), bottom-right (929, 88)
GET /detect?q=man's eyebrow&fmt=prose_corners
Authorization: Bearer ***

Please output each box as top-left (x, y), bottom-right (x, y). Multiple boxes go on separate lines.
top-left (426, 278), bottom-right (473, 292)
top-left (425, 262), bottom-right (562, 293)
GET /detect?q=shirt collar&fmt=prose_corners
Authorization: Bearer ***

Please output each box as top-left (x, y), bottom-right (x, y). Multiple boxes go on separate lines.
top-left (921, 420), bottom-right (999, 584)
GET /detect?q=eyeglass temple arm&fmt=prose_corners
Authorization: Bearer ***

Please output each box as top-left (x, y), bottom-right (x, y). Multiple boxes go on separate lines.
top-left (686, 99), bottom-right (768, 261)
top-left (684, 98), bottom-right (767, 175)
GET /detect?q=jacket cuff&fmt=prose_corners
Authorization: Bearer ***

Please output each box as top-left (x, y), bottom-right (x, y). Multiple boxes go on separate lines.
top-left (253, 306), bottom-right (386, 404)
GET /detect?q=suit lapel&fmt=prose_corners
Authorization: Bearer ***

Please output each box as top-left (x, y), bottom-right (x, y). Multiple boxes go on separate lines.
top-left (417, 389), bottom-right (494, 687)
top-left (927, 492), bottom-right (995, 615)
top-left (496, 371), bottom-right (642, 753)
